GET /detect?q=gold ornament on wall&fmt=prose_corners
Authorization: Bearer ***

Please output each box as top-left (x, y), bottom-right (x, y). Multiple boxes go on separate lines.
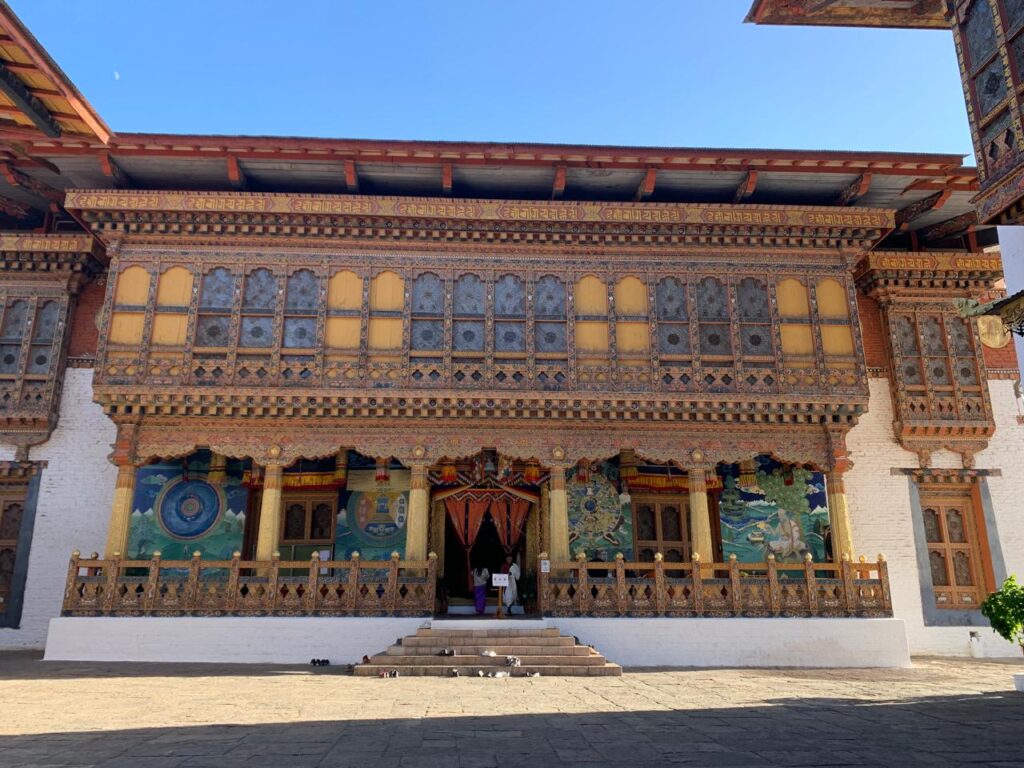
top-left (977, 316), bottom-right (1011, 349)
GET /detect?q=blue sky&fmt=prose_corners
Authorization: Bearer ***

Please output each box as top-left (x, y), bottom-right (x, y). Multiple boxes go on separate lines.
top-left (13, 1), bottom-right (974, 159)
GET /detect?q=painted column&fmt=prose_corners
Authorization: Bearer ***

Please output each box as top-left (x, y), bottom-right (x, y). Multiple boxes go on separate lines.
top-left (688, 468), bottom-right (714, 563)
top-left (406, 463), bottom-right (430, 561)
top-left (255, 464), bottom-right (284, 561)
top-left (826, 473), bottom-right (854, 561)
top-left (206, 452), bottom-right (227, 485)
top-left (548, 467), bottom-right (570, 561)
top-left (104, 463), bottom-right (137, 557)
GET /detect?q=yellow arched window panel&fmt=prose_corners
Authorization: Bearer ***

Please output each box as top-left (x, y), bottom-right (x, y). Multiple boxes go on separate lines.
top-left (108, 312), bottom-right (144, 345)
top-left (575, 276), bottom-right (607, 316)
top-left (368, 317), bottom-right (403, 350)
top-left (326, 317), bottom-right (361, 349)
top-left (156, 267), bottom-right (194, 307)
top-left (114, 266), bottom-right (151, 306)
top-left (614, 276), bottom-right (648, 316)
top-left (575, 321), bottom-right (609, 354)
top-left (370, 271), bottom-right (404, 311)
top-left (780, 324), bottom-right (814, 365)
top-left (822, 325), bottom-right (855, 356)
top-left (617, 322), bottom-right (650, 355)
top-left (328, 271), bottom-right (362, 310)
top-left (777, 278), bottom-right (810, 319)
top-left (816, 279), bottom-right (850, 320)
top-left (151, 315), bottom-right (188, 346)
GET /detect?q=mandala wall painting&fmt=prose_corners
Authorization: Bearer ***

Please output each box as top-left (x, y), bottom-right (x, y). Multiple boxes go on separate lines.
top-left (567, 470), bottom-right (633, 561)
top-left (155, 479), bottom-right (225, 540)
top-left (335, 470), bottom-right (410, 560)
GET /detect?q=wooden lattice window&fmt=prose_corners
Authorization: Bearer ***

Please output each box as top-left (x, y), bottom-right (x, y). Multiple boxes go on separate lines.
top-left (283, 270), bottom-right (319, 351)
top-left (920, 488), bottom-right (986, 610)
top-left (280, 493), bottom-right (337, 545)
top-left (195, 268), bottom-right (236, 350)
top-left (655, 277), bottom-right (690, 362)
top-left (325, 270), bottom-right (362, 356)
top-left (493, 274), bottom-right (527, 358)
top-left (632, 495), bottom-right (690, 563)
top-left (696, 277), bottom-right (732, 362)
top-left (736, 277), bottom-right (773, 367)
top-left (534, 275), bottom-right (566, 358)
top-left (410, 272), bottom-right (444, 355)
top-left (453, 273), bottom-right (485, 355)
top-left (240, 268), bottom-right (278, 349)
top-left (0, 491), bottom-right (26, 619)
top-left (152, 267), bottom-right (193, 347)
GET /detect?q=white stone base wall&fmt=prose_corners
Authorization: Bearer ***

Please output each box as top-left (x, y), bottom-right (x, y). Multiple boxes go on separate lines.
top-left (45, 617), bottom-right (428, 664)
top-left (44, 615), bottom-right (911, 667)
top-left (846, 377), bottom-right (1024, 657)
top-left (0, 369), bottom-right (115, 649)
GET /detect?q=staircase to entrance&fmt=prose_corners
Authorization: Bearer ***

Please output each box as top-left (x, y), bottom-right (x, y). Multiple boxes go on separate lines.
top-left (354, 619), bottom-right (622, 677)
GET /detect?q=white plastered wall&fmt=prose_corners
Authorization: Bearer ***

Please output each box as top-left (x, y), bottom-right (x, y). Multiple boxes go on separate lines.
top-left (846, 377), bottom-right (1024, 657)
top-left (0, 369), bottom-right (115, 649)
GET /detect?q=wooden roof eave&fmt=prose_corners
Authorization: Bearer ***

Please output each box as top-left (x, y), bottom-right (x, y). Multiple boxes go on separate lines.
top-left (0, 1), bottom-right (111, 143)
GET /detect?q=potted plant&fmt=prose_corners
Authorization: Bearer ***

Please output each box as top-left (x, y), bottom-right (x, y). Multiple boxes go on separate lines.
top-left (980, 575), bottom-right (1024, 693)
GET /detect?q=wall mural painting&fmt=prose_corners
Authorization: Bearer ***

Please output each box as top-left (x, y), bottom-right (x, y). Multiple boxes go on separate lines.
top-left (567, 463), bottom-right (634, 562)
top-left (336, 469), bottom-right (409, 561)
top-left (127, 455), bottom-right (248, 560)
top-left (716, 456), bottom-right (831, 564)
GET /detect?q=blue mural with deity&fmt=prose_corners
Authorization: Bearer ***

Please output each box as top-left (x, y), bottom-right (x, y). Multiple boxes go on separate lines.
top-left (335, 469), bottom-right (408, 561)
top-left (716, 456), bottom-right (831, 564)
top-left (566, 462), bottom-right (634, 561)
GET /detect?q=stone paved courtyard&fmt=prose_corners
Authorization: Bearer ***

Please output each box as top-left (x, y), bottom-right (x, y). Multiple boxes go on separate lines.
top-left (0, 652), bottom-right (1022, 767)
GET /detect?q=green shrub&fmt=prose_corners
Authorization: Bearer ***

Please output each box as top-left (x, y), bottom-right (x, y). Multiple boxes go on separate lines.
top-left (981, 575), bottom-right (1024, 652)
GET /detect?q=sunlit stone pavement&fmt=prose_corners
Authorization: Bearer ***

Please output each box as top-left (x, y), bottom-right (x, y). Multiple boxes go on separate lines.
top-left (0, 652), bottom-right (1022, 767)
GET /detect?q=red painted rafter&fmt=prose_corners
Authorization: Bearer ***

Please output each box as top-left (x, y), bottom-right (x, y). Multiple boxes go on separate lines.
top-left (733, 169), bottom-right (758, 203)
top-left (634, 168), bottom-right (657, 201)
top-left (226, 155), bottom-right (247, 191)
top-left (442, 162), bottom-right (453, 195)
top-left (836, 172), bottom-right (871, 206)
top-left (99, 150), bottom-right (130, 188)
top-left (552, 165), bottom-right (566, 200)
top-left (344, 159), bottom-right (359, 193)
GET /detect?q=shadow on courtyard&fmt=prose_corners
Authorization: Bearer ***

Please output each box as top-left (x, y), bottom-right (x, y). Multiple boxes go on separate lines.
top-left (0, 690), bottom-right (1022, 768)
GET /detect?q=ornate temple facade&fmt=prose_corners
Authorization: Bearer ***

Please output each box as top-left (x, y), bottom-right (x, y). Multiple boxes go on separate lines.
top-left (0, 3), bottom-right (1021, 665)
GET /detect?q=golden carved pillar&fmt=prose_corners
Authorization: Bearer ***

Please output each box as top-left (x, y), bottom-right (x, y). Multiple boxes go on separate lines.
top-left (406, 464), bottom-right (430, 561)
top-left (826, 473), bottom-right (854, 562)
top-left (206, 452), bottom-right (227, 485)
top-left (104, 463), bottom-right (137, 557)
top-left (548, 467), bottom-right (570, 562)
top-left (688, 468), bottom-right (714, 564)
top-left (255, 464), bottom-right (284, 562)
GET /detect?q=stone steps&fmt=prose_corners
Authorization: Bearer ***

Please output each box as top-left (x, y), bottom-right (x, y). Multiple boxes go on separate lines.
top-left (353, 663), bottom-right (623, 677)
top-left (354, 626), bottom-right (622, 677)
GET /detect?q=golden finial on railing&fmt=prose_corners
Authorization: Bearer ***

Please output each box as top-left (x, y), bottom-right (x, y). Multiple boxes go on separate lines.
top-left (878, 553), bottom-right (886, 562)
top-left (311, 551), bottom-right (320, 561)
top-left (575, 551), bottom-right (587, 561)
top-left (729, 553), bottom-right (737, 562)
top-left (859, 555), bottom-right (867, 563)
top-left (428, 552), bottom-right (438, 560)
top-left (89, 552), bottom-right (99, 559)
top-left (153, 551), bottom-right (162, 558)
top-left (654, 552), bottom-right (663, 562)
top-left (71, 549), bottom-right (80, 558)
top-left (391, 551), bottom-right (400, 559)
top-left (692, 552), bottom-right (701, 563)
top-left (841, 553), bottom-right (851, 562)
top-left (614, 552), bottom-right (625, 561)
top-left (767, 553), bottom-right (775, 561)
top-left (231, 551), bottom-right (240, 558)
top-left (804, 552), bottom-right (813, 562)
top-left (192, 551), bottom-right (201, 558)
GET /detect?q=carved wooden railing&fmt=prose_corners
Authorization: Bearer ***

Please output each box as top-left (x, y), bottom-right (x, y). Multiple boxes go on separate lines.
top-left (538, 552), bottom-right (892, 618)
top-left (62, 551), bottom-right (437, 617)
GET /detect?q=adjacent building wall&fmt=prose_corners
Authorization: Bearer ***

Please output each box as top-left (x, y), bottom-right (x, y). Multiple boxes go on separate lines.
top-left (0, 369), bottom-right (115, 649)
top-left (847, 377), bottom-right (1024, 656)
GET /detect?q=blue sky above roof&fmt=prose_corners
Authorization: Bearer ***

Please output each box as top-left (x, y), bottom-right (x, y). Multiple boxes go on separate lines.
top-left (10, 0), bottom-right (973, 159)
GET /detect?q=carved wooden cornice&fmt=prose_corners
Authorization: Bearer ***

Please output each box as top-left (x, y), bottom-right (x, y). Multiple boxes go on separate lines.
top-left (0, 233), bottom-right (105, 292)
top-left (121, 417), bottom-right (844, 472)
top-left (854, 251), bottom-right (1003, 299)
top-left (64, 190), bottom-right (896, 252)
top-left (98, 388), bottom-right (867, 428)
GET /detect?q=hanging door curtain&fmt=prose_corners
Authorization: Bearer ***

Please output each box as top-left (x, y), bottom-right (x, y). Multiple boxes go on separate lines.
top-left (440, 486), bottom-right (538, 588)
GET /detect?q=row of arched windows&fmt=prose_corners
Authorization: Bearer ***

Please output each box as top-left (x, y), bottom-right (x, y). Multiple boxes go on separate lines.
top-left (108, 266), bottom-right (856, 367)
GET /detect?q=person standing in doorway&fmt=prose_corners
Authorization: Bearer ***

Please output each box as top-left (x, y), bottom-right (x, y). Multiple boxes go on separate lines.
top-left (501, 555), bottom-right (520, 613)
top-left (472, 563), bottom-right (490, 614)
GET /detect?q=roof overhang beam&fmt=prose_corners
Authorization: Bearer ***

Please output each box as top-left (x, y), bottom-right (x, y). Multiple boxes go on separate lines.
top-left (733, 170), bottom-right (758, 203)
top-left (0, 60), bottom-right (60, 138)
top-left (836, 173), bottom-right (871, 206)
top-left (99, 151), bottom-right (130, 188)
top-left (634, 168), bottom-right (657, 201)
